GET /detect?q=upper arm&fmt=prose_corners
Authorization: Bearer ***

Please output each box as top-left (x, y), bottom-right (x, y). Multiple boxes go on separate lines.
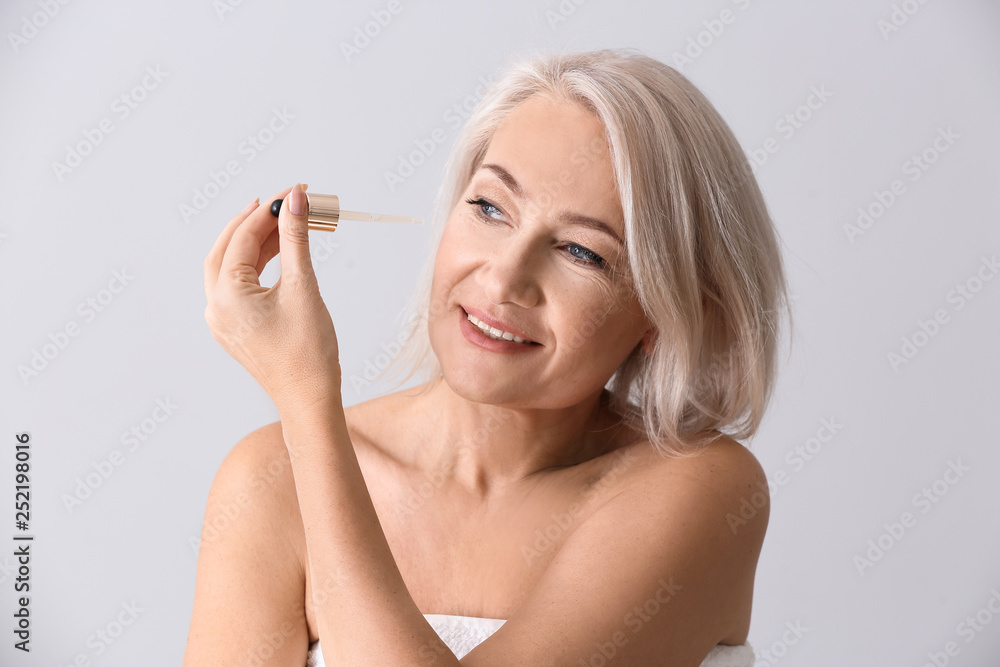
top-left (462, 440), bottom-right (769, 667)
top-left (183, 421), bottom-right (310, 666)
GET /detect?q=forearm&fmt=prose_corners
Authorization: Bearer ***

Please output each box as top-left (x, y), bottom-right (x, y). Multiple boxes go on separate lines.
top-left (278, 397), bottom-right (460, 665)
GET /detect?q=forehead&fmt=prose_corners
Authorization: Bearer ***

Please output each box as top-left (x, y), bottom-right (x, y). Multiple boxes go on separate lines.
top-left (479, 94), bottom-right (620, 221)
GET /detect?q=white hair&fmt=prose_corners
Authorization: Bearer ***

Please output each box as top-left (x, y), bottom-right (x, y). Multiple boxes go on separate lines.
top-left (375, 47), bottom-right (793, 458)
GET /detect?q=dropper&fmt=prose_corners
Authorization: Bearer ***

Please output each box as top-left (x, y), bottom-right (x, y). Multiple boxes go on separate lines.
top-left (269, 193), bottom-right (424, 232)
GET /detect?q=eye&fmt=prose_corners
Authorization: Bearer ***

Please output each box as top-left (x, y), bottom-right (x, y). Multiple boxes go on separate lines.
top-left (465, 196), bottom-right (607, 271)
top-left (465, 197), bottom-right (505, 222)
top-left (565, 243), bottom-right (606, 269)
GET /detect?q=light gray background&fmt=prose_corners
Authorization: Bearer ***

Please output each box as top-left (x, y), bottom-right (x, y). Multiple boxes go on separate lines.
top-left (2, 1), bottom-right (998, 665)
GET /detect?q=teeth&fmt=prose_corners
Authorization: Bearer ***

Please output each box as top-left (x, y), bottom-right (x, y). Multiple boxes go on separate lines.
top-left (466, 313), bottom-right (531, 344)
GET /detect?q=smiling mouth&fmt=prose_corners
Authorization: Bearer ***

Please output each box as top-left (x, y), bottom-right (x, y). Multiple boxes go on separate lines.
top-left (464, 311), bottom-right (540, 345)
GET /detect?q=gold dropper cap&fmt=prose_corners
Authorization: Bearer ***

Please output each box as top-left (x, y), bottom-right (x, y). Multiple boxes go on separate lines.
top-left (269, 193), bottom-right (425, 232)
top-left (303, 193), bottom-right (424, 232)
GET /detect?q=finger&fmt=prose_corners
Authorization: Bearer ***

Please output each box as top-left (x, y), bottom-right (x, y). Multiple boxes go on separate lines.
top-left (277, 183), bottom-right (318, 285)
top-left (254, 227), bottom-right (281, 276)
top-left (218, 186), bottom-right (295, 288)
top-left (204, 187), bottom-right (292, 292)
top-left (204, 198), bottom-right (259, 293)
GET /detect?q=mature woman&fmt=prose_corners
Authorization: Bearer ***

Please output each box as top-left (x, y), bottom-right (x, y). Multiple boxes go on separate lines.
top-left (185, 48), bottom-right (791, 666)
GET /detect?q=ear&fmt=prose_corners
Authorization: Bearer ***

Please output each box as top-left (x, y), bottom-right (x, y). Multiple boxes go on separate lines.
top-left (641, 328), bottom-right (657, 355)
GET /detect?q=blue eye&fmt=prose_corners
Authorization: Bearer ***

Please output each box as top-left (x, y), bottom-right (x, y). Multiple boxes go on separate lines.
top-left (466, 197), bottom-right (504, 221)
top-left (464, 196), bottom-right (607, 270)
top-left (566, 243), bottom-right (606, 269)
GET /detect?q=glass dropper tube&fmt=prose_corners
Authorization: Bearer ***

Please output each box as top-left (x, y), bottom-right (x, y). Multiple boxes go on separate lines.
top-left (269, 193), bottom-right (424, 232)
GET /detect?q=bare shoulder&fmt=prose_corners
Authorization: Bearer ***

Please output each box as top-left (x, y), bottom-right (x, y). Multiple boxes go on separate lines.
top-left (608, 433), bottom-right (770, 558)
top-left (183, 421), bottom-right (310, 665)
top-left (631, 434), bottom-right (768, 513)
top-left (216, 420), bottom-right (294, 489)
top-left (462, 435), bottom-right (768, 665)
top-left (208, 420), bottom-right (307, 567)
top-left (595, 433), bottom-right (770, 639)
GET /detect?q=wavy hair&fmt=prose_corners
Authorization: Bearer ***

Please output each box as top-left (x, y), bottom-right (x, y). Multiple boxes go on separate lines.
top-left (373, 47), bottom-right (793, 458)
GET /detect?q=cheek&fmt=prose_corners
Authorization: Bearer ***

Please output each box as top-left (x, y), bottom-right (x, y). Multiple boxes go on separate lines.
top-left (432, 227), bottom-right (456, 274)
top-left (433, 218), bottom-right (485, 281)
top-left (555, 292), bottom-right (644, 356)
top-left (429, 222), bottom-right (471, 315)
top-left (436, 214), bottom-right (469, 261)
top-left (558, 309), bottom-right (613, 355)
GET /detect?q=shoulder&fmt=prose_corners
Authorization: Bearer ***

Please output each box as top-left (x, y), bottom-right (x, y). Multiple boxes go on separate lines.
top-left (185, 422), bottom-right (312, 662)
top-left (214, 420), bottom-right (292, 491)
top-left (613, 433), bottom-right (770, 542)
top-left (206, 421), bottom-right (306, 564)
top-left (612, 433), bottom-right (767, 504)
top-left (212, 420), bottom-right (304, 505)
top-left (591, 433), bottom-right (770, 638)
top-left (468, 435), bottom-right (769, 662)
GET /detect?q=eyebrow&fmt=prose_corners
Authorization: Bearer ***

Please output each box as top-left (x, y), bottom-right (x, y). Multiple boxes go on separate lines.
top-left (480, 163), bottom-right (624, 247)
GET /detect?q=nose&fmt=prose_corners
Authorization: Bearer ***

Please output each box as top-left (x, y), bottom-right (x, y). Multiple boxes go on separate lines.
top-left (475, 233), bottom-right (541, 308)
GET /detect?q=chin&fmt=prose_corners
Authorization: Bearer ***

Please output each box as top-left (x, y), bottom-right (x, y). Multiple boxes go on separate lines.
top-left (437, 357), bottom-right (529, 406)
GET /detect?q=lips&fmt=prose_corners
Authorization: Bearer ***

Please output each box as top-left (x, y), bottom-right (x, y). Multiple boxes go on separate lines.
top-left (460, 305), bottom-right (540, 345)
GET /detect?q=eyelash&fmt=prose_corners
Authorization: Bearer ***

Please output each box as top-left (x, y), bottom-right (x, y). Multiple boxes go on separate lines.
top-left (464, 197), bottom-right (607, 270)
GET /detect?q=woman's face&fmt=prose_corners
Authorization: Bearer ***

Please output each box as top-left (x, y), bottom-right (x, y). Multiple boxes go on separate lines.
top-left (428, 94), bottom-right (652, 409)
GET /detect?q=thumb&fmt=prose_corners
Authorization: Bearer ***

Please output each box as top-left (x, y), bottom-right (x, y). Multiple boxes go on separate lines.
top-left (278, 183), bottom-right (317, 284)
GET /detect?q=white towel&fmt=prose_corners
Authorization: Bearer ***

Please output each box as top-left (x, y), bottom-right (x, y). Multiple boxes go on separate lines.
top-left (305, 613), bottom-right (755, 665)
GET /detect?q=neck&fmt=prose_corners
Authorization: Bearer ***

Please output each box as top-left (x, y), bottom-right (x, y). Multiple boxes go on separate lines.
top-left (408, 376), bottom-right (622, 498)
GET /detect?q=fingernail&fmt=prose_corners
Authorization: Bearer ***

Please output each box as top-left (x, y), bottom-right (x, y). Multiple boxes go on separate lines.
top-left (288, 184), bottom-right (306, 216)
top-left (242, 198), bottom-right (259, 214)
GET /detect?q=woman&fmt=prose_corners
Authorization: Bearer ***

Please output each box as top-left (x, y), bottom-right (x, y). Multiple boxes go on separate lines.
top-left (185, 48), bottom-right (791, 666)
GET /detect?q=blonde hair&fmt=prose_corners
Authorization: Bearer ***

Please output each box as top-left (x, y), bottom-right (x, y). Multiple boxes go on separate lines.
top-left (375, 47), bottom-right (793, 458)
